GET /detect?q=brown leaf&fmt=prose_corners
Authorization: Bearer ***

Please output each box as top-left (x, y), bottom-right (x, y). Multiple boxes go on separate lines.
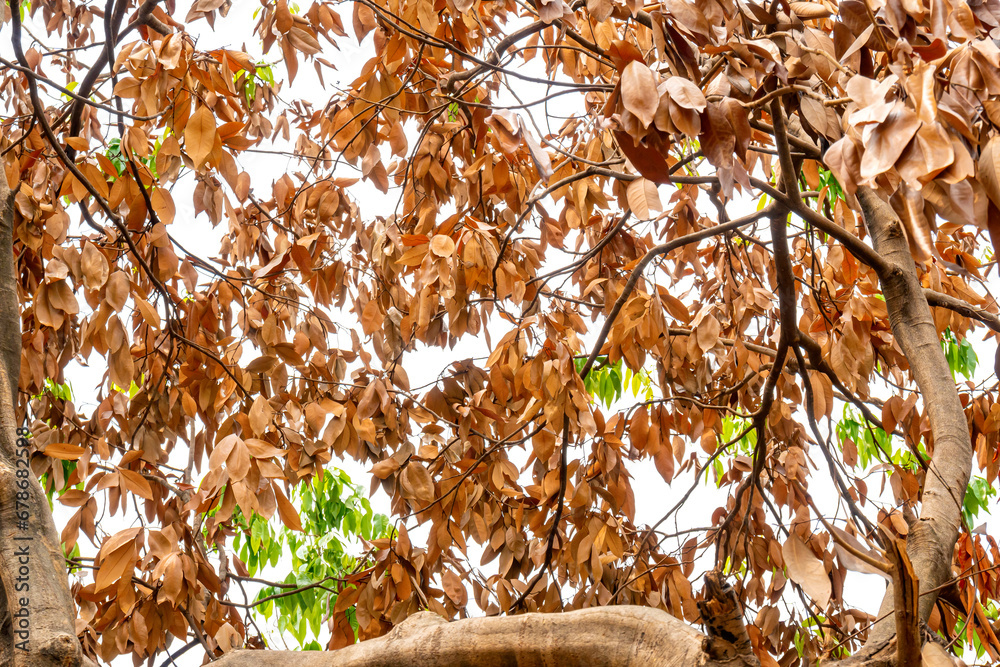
top-left (587, 0), bottom-right (613, 20)
top-left (44, 442), bottom-right (86, 460)
top-left (782, 533), bottom-right (831, 608)
top-left (663, 76), bottom-right (706, 111)
top-left (485, 111), bottom-right (522, 154)
top-left (700, 103), bottom-right (735, 170)
top-left (614, 131), bottom-right (672, 184)
top-left (275, 0), bottom-right (294, 33)
top-left (287, 26), bottom-right (322, 54)
top-left (353, 2), bottom-right (377, 43)
top-left (840, 23), bottom-right (875, 63)
top-left (430, 234), bottom-right (456, 257)
top-left (401, 462), bottom-right (435, 505)
top-left (520, 119), bottom-right (553, 183)
top-left (244, 438), bottom-right (286, 459)
top-left (150, 187), bottom-right (175, 225)
top-left (389, 122), bottom-right (408, 157)
top-left (95, 543), bottom-right (136, 591)
top-left (81, 242), bottom-right (109, 290)
top-left (696, 315), bottom-right (720, 353)
top-left (621, 61), bottom-right (658, 129)
top-left (890, 185), bottom-right (936, 264)
top-left (830, 527), bottom-right (890, 579)
top-left (653, 444), bottom-right (674, 483)
top-left (210, 434), bottom-right (239, 470)
top-left (920, 643), bottom-right (957, 667)
top-left (249, 396), bottom-right (273, 435)
top-left (227, 439), bottom-right (251, 481)
top-left (824, 135), bottom-right (862, 196)
top-left (246, 356), bottom-right (278, 374)
top-left (135, 298), bottom-right (161, 330)
top-left (371, 458), bottom-right (402, 479)
top-left (185, 104), bottom-right (217, 168)
top-left (105, 271), bottom-right (130, 311)
top-left (859, 102), bottom-right (921, 180)
top-left (109, 344), bottom-right (134, 389)
top-left (442, 570), bottom-right (468, 605)
top-left (118, 469), bottom-right (154, 500)
top-left (629, 406), bottom-right (649, 451)
top-left (625, 178), bottom-right (661, 219)
top-left (790, 2), bottom-right (832, 17)
top-left (273, 483), bottom-right (303, 531)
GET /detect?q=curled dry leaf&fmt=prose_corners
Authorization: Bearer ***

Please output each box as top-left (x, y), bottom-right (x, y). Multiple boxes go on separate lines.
top-left (485, 110), bottom-right (522, 154)
top-left (520, 118), bottom-right (553, 183)
top-left (859, 102), bottom-right (921, 181)
top-left (790, 2), bottom-right (833, 18)
top-left (80, 242), bottom-right (109, 290)
top-left (890, 185), bottom-right (937, 264)
top-left (824, 134), bottom-right (862, 196)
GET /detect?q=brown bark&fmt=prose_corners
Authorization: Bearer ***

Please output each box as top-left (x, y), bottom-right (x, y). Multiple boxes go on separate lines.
top-left (698, 571), bottom-right (758, 664)
top-left (858, 186), bottom-right (973, 651)
top-left (886, 537), bottom-right (919, 667)
top-left (0, 174), bottom-right (92, 667)
top-left (212, 605), bottom-right (750, 667)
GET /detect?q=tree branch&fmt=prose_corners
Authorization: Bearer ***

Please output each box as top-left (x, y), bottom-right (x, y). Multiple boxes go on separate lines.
top-left (858, 186), bottom-right (972, 648)
top-left (211, 606), bottom-right (751, 667)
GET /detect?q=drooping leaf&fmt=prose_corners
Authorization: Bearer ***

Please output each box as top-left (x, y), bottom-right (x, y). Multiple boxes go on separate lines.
top-left (782, 534), bottom-right (832, 608)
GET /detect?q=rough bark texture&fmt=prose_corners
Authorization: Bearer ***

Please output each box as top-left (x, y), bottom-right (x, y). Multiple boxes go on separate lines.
top-left (212, 606), bottom-right (745, 667)
top-left (0, 175), bottom-right (91, 666)
top-left (698, 571), bottom-right (758, 664)
top-left (886, 537), bottom-right (919, 667)
top-left (858, 186), bottom-right (973, 648)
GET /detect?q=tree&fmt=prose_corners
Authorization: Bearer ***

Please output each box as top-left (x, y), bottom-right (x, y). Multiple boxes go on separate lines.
top-left (2, 0), bottom-right (1000, 664)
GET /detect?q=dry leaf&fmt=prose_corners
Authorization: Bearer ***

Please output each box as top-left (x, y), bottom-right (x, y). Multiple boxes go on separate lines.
top-left (430, 234), bottom-right (456, 257)
top-left (782, 533), bottom-right (832, 608)
top-left (185, 105), bottom-right (217, 168)
top-left (621, 61), bottom-right (659, 128)
top-left (626, 178), bottom-right (661, 219)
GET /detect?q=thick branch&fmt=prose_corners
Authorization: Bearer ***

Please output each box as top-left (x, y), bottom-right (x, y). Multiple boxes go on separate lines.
top-left (924, 288), bottom-right (1000, 334)
top-left (211, 606), bottom-right (749, 667)
top-left (859, 186), bottom-right (972, 647)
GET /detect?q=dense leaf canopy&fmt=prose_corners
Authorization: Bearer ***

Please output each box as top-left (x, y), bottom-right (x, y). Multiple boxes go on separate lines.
top-left (3, 0), bottom-right (1000, 665)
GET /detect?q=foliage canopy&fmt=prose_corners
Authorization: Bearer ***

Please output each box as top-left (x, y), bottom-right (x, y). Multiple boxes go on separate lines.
top-left (3, 0), bottom-right (1000, 665)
